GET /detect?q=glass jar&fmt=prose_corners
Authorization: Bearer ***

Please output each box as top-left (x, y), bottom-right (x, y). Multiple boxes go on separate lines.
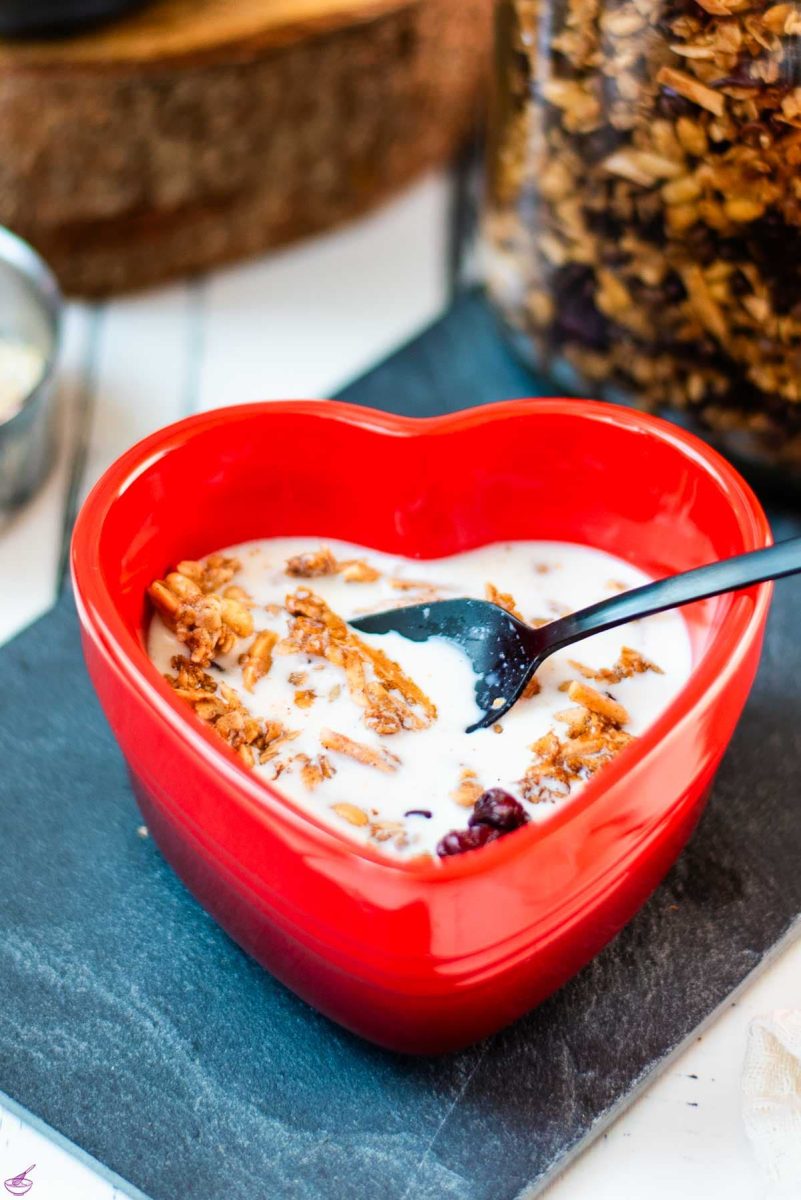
top-left (484, 0), bottom-right (801, 483)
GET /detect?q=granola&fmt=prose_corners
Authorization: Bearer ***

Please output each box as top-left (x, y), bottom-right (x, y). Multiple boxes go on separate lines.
top-left (166, 656), bottom-right (298, 767)
top-left (521, 684), bottom-right (634, 802)
top-left (286, 547), bottom-right (381, 583)
top-left (240, 629), bottom-right (278, 692)
top-left (279, 588), bottom-right (437, 735)
top-left (485, 0), bottom-right (801, 462)
top-left (147, 537), bottom-right (692, 861)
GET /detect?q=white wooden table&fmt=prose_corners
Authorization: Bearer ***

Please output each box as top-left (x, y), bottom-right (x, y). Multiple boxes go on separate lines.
top-left (1, 172), bottom-right (794, 1200)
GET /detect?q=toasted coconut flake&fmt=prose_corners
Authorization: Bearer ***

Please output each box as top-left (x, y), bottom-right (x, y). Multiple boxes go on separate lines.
top-left (332, 802), bottom-right (370, 827)
top-left (320, 728), bottom-right (401, 773)
top-left (485, 582), bottom-right (525, 623)
top-left (567, 680), bottom-right (630, 727)
top-left (296, 753), bottom-right (336, 790)
top-left (370, 819), bottom-right (407, 847)
top-left (240, 629), bottom-right (278, 692)
top-left (568, 645), bottom-right (664, 684)
top-left (655, 67), bottom-right (725, 117)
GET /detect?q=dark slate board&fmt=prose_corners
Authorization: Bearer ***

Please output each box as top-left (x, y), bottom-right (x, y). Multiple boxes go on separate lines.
top-left (2, 291), bottom-right (801, 1200)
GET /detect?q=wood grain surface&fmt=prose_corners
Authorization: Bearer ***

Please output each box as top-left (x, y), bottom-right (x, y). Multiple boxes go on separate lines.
top-left (0, 0), bottom-right (420, 68)
top-left (0, 0), bottom-right (492, 294)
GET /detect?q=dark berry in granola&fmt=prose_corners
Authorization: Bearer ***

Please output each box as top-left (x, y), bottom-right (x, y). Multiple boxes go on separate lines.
top-left (469, 787), bottom-right (529, 832)
top-left (437, 824), bottom-right (500, 857)
top-left (437, 788), bottom-right (529, 857)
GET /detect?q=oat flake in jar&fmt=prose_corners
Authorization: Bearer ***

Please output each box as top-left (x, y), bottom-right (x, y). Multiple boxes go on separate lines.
top-left (484, 0), bottom-right (801, 480)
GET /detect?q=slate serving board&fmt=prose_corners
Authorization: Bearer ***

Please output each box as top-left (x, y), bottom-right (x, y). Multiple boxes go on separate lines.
top-left (2, 291), bottom-right (801, 1200)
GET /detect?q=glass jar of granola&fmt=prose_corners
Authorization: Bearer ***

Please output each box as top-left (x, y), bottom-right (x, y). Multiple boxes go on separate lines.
top-left (484, 0), bottom-right (801, 478)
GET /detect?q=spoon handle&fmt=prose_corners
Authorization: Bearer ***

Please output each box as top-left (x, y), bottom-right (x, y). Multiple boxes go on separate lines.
top-left (542, 536), bottom-right (799, 654)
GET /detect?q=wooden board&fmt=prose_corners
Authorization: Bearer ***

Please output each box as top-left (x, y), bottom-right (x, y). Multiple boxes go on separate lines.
top-left (0, 0), bottom-right (492, 295)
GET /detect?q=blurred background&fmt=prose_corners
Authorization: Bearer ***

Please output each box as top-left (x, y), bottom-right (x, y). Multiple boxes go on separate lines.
top-left (0, 0), bottom-right (494, 644)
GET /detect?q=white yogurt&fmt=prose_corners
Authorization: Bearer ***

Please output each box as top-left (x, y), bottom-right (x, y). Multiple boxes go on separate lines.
top-left (148, 538), bottom-right (692, 860)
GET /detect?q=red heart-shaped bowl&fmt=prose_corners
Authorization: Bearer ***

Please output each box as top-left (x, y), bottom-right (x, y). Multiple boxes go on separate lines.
top-left (71, 398), bottom-right (771, 1054)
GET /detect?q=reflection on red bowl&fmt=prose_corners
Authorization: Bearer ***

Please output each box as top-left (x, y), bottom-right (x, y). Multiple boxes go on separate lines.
top-left (71, 399), bottom-right (771, 1054)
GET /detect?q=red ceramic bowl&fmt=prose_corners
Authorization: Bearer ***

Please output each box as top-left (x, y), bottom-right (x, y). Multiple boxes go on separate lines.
top-left (71, 399), bottom-right (772, 1054)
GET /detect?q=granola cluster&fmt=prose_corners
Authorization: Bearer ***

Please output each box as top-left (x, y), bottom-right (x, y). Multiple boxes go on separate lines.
top-left (285, 547), bottom-right (380, 583)
top-left (520, 645), bottom-right (660, 799)
top-left (167, 655), bottom-right (299, 769)
top-left (485, 0), bottom-right (801, 460)
top-left (278, 588), bottom-right (437, 735)
top-left (149, 557), bottom-right (254, 666)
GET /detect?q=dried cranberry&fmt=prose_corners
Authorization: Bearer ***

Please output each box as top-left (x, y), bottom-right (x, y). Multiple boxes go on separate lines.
top-left (552, 264), bottom-right (609, 351)
top-left (436, 824), bottom-right (499, 858)
top-left (469, 788), bottom-right (529, 832)
top-left (662, 272), bottom-right (687, 305)
top-left (655, 86), bottom-right (695, 119)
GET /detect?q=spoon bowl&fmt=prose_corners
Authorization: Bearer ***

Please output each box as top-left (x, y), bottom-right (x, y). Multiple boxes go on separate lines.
top-left (351, 598), bottom-right (543, 730)
top-left (351, 536), bottom-right (801, 730)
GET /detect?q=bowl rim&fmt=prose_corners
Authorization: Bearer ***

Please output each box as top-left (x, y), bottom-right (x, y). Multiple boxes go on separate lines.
top-left (71, 396), bottom-right (773, 882)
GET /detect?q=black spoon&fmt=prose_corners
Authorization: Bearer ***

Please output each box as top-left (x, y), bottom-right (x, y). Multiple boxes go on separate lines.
top-left (350, 538), bottom-right (801, 732)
